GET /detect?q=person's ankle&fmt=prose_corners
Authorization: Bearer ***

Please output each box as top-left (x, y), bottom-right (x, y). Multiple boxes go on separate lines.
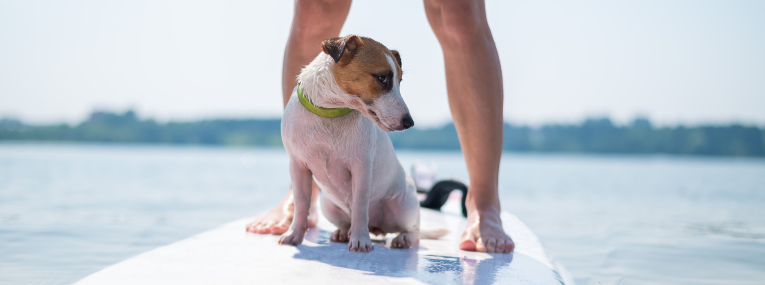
top-left (465, 200), bottom-right (501, 220)
top-left (464, 189), bottom-right (501, 212)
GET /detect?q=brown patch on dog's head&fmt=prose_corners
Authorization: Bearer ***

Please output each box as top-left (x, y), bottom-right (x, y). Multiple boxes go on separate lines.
top-left (321, 35), bottom-right (403, 104)
top-left (321, 35), bottom-right (361, 64)
top-left (321, 35), bottom-right (412, 132)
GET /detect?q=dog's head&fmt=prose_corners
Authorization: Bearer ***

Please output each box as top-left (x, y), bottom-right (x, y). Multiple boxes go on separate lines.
top-left (322, 35), bottom-right (413, 132)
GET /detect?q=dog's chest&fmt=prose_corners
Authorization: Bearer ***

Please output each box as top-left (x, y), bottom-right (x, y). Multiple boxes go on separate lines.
top-left (283, 112), bottom-right (372, 190)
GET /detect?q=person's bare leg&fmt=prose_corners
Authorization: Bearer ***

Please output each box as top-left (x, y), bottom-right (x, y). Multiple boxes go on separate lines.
top-left (281, 0), bottom-right (353, 106)
top-left (246, 0), bottom-right (352, 235)
top-left (424, 0), bottom-right (514, 253)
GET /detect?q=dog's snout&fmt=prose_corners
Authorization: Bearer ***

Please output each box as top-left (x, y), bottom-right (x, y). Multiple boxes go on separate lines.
top-left (402, 114), bottom-right (414, 130)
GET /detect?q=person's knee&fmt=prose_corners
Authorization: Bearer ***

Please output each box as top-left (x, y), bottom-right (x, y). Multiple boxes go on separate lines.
top-left (425, 0), bottom-right (488, 44)
top-left (292, 0), bottom-right (350, 42)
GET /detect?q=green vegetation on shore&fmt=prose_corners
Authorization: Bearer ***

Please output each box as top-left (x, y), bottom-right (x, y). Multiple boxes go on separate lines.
top-left (2, 111), bottom-right (764, 157)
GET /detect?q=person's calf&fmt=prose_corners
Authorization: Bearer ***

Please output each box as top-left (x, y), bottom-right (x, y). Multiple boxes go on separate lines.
top-left (291, 0), bottom-right (351, 45)
top-left (425, 0), bottom-right (489, 45)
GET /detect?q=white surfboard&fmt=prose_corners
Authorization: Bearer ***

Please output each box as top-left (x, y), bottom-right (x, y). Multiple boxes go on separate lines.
top-left (74, 198), bottom-right (574, 285)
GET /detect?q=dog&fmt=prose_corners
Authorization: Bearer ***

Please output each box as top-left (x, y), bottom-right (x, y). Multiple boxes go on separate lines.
top-left (277, 35), bottom-right (446, 252)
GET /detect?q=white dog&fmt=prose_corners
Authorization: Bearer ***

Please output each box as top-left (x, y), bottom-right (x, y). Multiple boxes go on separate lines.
top-left (278, 35), bottom-right (445, 252)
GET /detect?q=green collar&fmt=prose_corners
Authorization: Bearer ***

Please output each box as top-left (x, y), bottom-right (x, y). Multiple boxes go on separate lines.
top-left (297, 83), bottom-right (353, 118)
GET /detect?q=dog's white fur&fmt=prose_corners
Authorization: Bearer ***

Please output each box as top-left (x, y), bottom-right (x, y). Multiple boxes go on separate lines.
top-left (278, 52), bottom-right (428, 251)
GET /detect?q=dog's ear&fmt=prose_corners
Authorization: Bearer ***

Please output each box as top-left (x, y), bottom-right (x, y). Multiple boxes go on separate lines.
top-left (391, 50), bottom-right (402, 69)
top-left (322, 35), bottom-right (361, 64)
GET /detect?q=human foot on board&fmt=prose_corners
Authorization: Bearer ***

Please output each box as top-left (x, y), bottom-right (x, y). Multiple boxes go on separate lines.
top-left (245, 187), bottom-right (318, 235)
top-left (459, 207), bottom-right (515, 254)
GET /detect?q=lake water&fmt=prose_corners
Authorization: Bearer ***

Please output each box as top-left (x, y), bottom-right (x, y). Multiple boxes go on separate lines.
top-left (0, 143), bottom-right (764, 285)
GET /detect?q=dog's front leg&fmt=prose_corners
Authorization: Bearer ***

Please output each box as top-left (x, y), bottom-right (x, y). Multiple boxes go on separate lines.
top-left (278, 159), bottom-right (313, 246)
top-left (348, 163), bottom-right (374, 252)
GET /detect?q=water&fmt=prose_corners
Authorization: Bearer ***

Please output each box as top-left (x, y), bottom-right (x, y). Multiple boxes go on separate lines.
top-left (0, 144), bottom-right (763, 285)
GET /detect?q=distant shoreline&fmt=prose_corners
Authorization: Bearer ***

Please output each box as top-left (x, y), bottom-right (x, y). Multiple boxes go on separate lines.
top-left (2, 111), bottom-right (764, 157)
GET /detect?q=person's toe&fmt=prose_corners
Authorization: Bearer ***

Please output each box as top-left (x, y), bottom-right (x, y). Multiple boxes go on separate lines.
top-left (504, 240), bottom-right (515, 253)
top-left (486, 238), bottom-right (497, 253)
top-left (495, 240), bottom-right (505, 253)
top-left (255, 223), bottom-right (271, 234)
top-left (246, 222), bottom-right (261, 233)
top-left (459, 238), bottom-right (477, 251)
top-left (475, 238), bottom-right (487, 252)
top-left (269, 224), bottom-right (288, 235)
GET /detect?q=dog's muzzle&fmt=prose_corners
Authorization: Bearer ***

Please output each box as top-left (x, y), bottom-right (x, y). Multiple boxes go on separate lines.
top-left (402, 114), bottom-right (414, 130)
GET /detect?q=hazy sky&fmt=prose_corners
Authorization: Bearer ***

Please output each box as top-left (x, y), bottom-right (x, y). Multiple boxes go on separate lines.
top-left (1, 0), bottom-right (764, 127)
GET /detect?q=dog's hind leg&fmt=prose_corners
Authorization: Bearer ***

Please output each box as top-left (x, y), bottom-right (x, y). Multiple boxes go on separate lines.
top-left (330, 228), bottom-right (350, 242)
top-left (391, 230), bottom-right (419, 248)
top-left (386, 186), bottom-right (422, 249)
top-left (320, 194), bottom-right (352, 243)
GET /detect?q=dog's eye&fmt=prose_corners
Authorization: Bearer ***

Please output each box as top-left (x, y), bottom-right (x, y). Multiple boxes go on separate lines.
top-left (369, 110), bottom-right (377, 116)
top-left (376, 75), bottom-right (387, 83)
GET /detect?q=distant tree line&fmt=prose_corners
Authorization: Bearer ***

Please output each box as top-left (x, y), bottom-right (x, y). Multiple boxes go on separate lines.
top-left (389, 118), bottom-right (765, 157)
top-left (0, 111), bottom-right (283, 146)
top-left (1, 111), bottom-right (764, 157)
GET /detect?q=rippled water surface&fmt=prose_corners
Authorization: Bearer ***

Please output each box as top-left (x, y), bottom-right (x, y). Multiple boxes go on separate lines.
top-left (1, 143), bottom-right (764, 285)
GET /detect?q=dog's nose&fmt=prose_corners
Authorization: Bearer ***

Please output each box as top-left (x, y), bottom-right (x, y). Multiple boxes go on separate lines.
top-left (402, 114), bottom-right (414, 129)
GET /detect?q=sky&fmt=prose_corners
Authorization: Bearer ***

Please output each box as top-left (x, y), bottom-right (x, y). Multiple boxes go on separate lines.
top-left (1, 0), bottom-right (764, 127)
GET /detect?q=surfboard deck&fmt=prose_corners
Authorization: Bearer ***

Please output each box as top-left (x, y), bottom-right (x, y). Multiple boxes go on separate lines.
top-left (75, 200), bottom-right (574, 285)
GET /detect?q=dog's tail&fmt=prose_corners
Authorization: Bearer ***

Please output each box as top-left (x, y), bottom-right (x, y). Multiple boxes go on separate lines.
top-left (420, 228), bottom-right (450, 240)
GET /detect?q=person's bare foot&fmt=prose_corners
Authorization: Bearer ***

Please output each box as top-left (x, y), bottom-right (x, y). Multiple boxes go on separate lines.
top-left (459, 209), bottom-right (515, 253)
top-left (245, 188), bottom-right (318, 235)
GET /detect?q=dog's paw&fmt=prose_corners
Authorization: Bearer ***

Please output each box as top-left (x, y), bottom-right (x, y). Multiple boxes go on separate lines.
top-left (391, 232), bottom-right (418, 248)
top-left (278, 229), bottom-right (304, 246)
top-left (330, 228), bottom-right (350, 243)
top-left (348, 232), bottom-right (374, 252)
